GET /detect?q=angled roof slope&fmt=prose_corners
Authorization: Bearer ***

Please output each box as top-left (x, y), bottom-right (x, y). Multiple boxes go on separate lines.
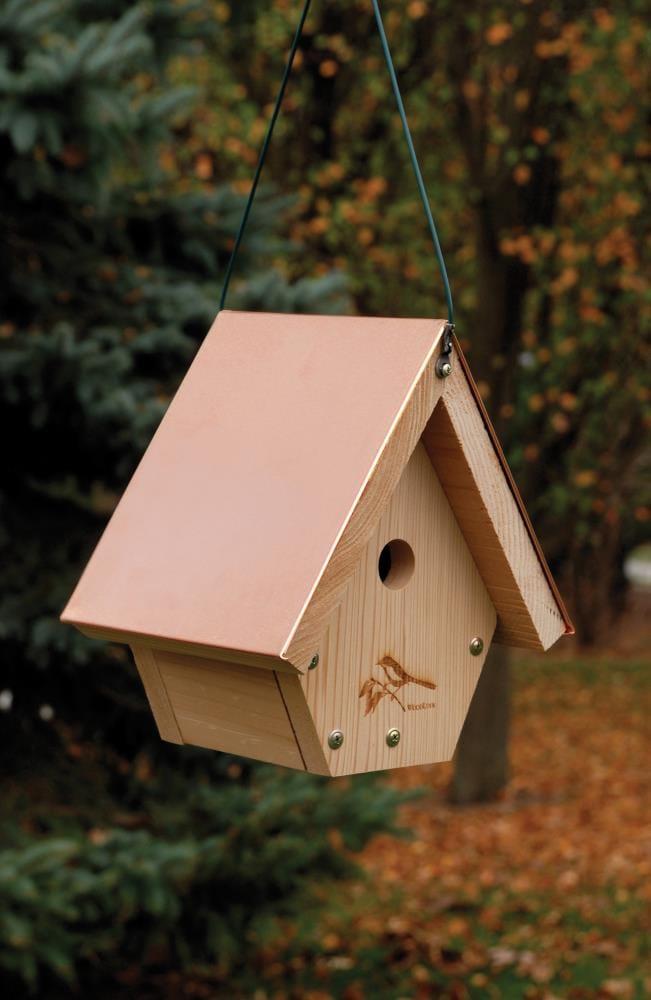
top-left (62, 312), bottom-right (447, 665)
top-left (62, 310), bottom-right (572, 671)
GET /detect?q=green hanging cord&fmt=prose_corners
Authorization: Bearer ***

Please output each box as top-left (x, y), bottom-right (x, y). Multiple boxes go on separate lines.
top-left (219, 0), bottom-right (313, 312)
top-left (219, 0), bottom-right (456, 357)
top-left (370, 0), bottom-right (454, 331)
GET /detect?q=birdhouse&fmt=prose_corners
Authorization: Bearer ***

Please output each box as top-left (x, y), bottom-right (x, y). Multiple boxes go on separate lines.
top-left (62, 311), bottom-right (573, 776)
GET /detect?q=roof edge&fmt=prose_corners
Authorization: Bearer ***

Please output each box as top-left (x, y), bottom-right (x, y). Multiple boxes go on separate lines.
top-left (61, 616), bottom-right (298, 674)
top-left (454, 338), bottom-right (574, 637)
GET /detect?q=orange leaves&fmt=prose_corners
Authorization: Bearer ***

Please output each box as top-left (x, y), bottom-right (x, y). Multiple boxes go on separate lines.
top-left (158, 147), bottom-right (176, 174)
top-left (559, 391), bottom-right (578, 411)
top-left (612, 192), bottom-right (641, 218)
top-left (568, 44), bottom-right (596, 74)
top-left (500, 234), bottom-right (537, 265)
top-left (535, 38), bottom-right (567, 59)
top-left (593, 8), bottom-right (616, 33)
top-left (513, 163), bottom-right (531, 185)
top-left (579, 304), bottom-right (607, 325)
top-left (356, 176), bottom-right (388, 204)
top-left (574, 469), bottom-right (597, 487)
top-left (604, 105), bottom-right (636, 134)
top-left (307, 217), bottom-right (329, 236)
top-left (551, 411), bottom-right (571, 434)
top-left (194, 153), bottom-right (213, 180)
top-left (315, 161), bottom-right (345, 188)
top-left (462, 78), bottom-right (482, 101)
top-left (407, 1), bottom-right (427, 18)
top-left (551, 266), bottom-right (579, 294)
top-left (340, 201), bottom-right (363, 226)
top-left (557, 337), bottom-right (577, 356)
top-left (223, 136), bottom-right (256, 166)
top-left (485, 23), bottom-right (513, 46)
top-left (319, 59), bottom-right (338, 79)
top-left (558, 239), bottom-right (587, 263)
top-left (595, 227), bottom-right (637, 267)
top-left (531, 126), bottom-right (550, 145)
top-left (402, 262), bottom-right (421, 280)
top-left (503, 64), bottom-right (519, 84)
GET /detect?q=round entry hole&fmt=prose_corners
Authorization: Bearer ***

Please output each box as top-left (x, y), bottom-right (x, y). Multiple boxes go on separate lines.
top-left (378, 539), bottom-right (415, 590)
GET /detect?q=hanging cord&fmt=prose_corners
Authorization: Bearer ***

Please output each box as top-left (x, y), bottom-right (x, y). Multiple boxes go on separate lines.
top-left (219, 0), bottom-right (313, 312)
top-left (370, 0), bottom-right (454, 329)
top-left (219, 0), bottom-right (455, 371)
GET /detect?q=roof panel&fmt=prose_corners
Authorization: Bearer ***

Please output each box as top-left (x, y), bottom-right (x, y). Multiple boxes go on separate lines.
top-left (63, 311), bottom-right (445, 658)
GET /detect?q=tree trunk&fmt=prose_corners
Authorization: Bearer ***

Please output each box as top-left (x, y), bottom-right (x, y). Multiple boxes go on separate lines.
top-left (449, 644), bottom-right (510, 805)
top-left (447, 237), bottom-right (521, 805)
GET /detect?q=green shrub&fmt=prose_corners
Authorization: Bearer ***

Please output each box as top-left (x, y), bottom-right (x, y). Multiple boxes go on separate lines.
top-left (0, 760), bottom-right (408, 991)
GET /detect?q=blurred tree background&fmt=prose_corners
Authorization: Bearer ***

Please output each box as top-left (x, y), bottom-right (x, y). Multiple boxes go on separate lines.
top-left (0, 0), bottom-right (648, 996)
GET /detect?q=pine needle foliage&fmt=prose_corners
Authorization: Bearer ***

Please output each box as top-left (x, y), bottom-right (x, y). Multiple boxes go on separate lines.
top-left (0, 3), bottom-right (397, 994)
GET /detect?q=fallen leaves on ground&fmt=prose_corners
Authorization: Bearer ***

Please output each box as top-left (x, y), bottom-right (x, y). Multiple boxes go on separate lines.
top-left (346, 655), bottom-right (651, 998)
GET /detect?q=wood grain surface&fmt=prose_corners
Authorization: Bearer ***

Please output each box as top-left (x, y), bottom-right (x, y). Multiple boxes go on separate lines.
top-left (301, 442), bottom-right (497, 776)
top-left (425, 354), bottom-right (566, 650)
top-left (283, 326), bottom-right (446, 670)
top-left (152, 649), bottom-right (305, 770)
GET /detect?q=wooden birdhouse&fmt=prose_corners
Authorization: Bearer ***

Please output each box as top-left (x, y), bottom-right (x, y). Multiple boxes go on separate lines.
top-left (62, 312), bottom-right (573, 776)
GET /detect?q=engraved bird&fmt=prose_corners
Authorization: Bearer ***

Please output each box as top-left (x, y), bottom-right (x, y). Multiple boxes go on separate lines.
top-left (359, 655), bottom-right (437, 715)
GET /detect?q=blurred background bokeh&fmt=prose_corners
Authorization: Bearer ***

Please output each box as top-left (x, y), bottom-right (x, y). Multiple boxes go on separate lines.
top-left (0, 1), bottom-right (649, 997)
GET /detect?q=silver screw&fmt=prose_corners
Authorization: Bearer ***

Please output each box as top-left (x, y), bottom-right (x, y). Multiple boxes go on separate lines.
top-left (309, 654), bottom-right (319, 670)
top-left (328, 729), bottom-right (344, 750)
top-left (386, 728), bottom-right (401, 748)
top-left (469, 636), bottom-right (484, 657)
top-left (436, 357), bottom-right (453, 379)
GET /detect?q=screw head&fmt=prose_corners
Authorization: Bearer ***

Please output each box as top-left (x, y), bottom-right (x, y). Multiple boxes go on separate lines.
top-left (469, 636), bottom-right (484, 657)
top-left (308, 654), bottom-right (319, 670)
top-left (328, 729), bottom-right (344, 750)
top-left (386, 728), bottom-right (401, 748)
top-left (436, 357), bottom-right (453, 379)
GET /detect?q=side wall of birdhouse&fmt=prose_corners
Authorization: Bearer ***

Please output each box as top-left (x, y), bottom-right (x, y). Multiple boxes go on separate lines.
top-left (132, 646), bottom-right (306, 770)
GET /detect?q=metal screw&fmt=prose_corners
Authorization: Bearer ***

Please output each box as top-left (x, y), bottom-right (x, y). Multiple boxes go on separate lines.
top-left (328, 729), bottom-right (344, 750)
top-left (386, 728), bottom-right (401, 748)
top-left (309, 654), bottom-right (319, 670)
top-left (469, 636), bottom-right (484, 657)
top-left (436, 357), bottom-right (453, 379)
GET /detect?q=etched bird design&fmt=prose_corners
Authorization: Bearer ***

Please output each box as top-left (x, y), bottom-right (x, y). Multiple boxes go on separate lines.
top-left (359, 655), bottom-right (437, 716)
